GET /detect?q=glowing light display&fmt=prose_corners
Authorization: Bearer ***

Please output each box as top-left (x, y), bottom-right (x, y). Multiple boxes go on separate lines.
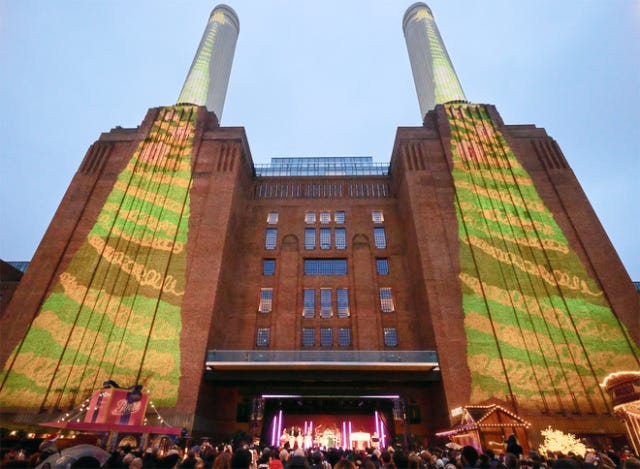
top-left (0, 105), bottom-right (198, 409)
top-left (403, 3), bottom-right (466, 117)
top-left (447, 102), bottom-right (640, 414)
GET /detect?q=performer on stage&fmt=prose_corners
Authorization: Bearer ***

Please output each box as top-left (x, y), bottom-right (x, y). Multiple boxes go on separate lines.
top-left (371, 432), bottom-right (380, 449)
top-left (280, 428), bottom-right (290, 449)
top-left (304, 429), bottom-right (313, 449)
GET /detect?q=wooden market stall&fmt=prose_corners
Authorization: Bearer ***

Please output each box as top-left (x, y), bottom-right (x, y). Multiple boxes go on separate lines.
top-left (436, 404), bottom-right (530, 454)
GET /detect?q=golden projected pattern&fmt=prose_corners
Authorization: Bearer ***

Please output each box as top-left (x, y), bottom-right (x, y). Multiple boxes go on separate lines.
top-left (447, 103), bottom-right (640, 414)
top-left (0, 106), bottom-right (197, 409)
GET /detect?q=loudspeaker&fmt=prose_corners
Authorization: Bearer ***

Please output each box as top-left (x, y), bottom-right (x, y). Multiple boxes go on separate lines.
top-left (236, 402), bottom-right (250, 422)
top-left (408, 404), bottom-right (421, 424)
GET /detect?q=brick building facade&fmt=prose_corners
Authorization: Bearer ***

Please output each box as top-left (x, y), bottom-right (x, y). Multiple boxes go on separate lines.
top-left (1, 2), bottom-right (638, 451)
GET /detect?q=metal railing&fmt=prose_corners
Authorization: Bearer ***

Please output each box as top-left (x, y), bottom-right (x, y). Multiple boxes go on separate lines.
top-left (206, 350), bottom-right (438, 367)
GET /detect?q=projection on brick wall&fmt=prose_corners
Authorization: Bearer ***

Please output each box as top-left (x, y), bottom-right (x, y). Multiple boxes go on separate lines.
top-left (0, 105), bottom-right (197, 409)
top-left (447, 103), bottom-right (640, 414)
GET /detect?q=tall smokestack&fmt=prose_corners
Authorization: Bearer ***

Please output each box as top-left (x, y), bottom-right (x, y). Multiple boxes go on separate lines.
top-left (403, 3), bottom-right (466, 119)
top-left (177, 4), bottom-right (239, 120)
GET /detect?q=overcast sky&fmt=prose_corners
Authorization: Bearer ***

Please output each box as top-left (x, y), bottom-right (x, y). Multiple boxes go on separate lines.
top-left (1, 1), bottom-right (638, 280)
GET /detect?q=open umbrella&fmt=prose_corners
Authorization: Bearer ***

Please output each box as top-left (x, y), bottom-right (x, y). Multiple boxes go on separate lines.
top-left (36, 444), bottom-right (110, 469)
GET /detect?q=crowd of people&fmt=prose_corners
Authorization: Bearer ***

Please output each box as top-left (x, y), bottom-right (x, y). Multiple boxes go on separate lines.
top-left (1, 437), bottom-right (639, 469)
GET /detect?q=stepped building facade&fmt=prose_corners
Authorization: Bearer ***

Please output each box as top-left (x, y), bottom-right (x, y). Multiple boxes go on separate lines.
top-left (1, 3), bottom-right (638, 449)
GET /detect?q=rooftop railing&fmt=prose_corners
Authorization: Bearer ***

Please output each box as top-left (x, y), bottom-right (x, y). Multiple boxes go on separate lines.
top-left (254, 159), bottom-right (390, 177)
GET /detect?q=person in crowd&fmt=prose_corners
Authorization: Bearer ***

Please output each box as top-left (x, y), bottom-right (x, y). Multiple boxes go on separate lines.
top-left (460, 447), bottom-right (479, 469)
top-left (505, 436), bottom-right (523, 460)
top-left (230, 448), bottom-right (254, 469)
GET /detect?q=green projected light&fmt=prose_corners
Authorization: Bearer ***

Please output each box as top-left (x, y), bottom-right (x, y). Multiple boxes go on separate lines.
top-left (0, 106), bottom-right (198, 409)
top-left (403, 3), bottom-right (466, 117)
top-left (447, 102), bottom-right (639, 414)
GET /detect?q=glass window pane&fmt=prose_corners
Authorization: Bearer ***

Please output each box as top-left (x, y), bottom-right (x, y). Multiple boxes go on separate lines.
top-left (259, 288), bottom-right (273, 313)
top-left (320, 327), bottom-right (333, 347)
top-left (338, 328), bottom-right (351, 347)
top-left (374, 227), bottom-right (386, 249)
top-left (305, 228), bottom-right (316, 250)
top-left (263, 259), bottom-right (275, 276)
top-left (320, 288), bottom-right (332, 318)
top-left (267, 212), bottom-right (279, 224)
top-left (384, 328), bottom-right (398, 347)
top-left (257, 328), bottom-right (270, 347)
top-left (305, 212), bottom-right (316, 224)
top-left (320, 228), bottom-right (331, 249)
top-left (380, 287), bottom-right (394, 312)
top-left (335, 228), bottom-right (346, 250)
top-left (337, 288), bottom-right (349, 318)
top-left (376, 258), bottom-right (389, 275)
top-left (320, 212), bottom-right (331, 224)
top-left (302, 328), bottom-right (315, 347)
top-left (334, 211), bottom-right (345, 224)
top-left (372, 211), bottom-right (384, 223)
top-left (303, 289), bottom-right (315, 318)
top-left (304, 259), bottom-right (347, 275)
top-left (265, 228), bottom-right (277, 250)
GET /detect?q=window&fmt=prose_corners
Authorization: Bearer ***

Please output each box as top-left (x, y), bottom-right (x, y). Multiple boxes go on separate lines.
top-left (320, 288), bottom-right (332, 318)
top-left (267, 212), bottom-right (279, 224)
top-left (335, 228), bottom-right (346, 250)
top-left (305, 212), bottom-right (316, 224)
top-left (319, 211), bottom-right (331, 224)
top-left (337, 288), bottom-right (350, 318)
top-left (384, 328), bottom-right (398, 347)
top-left (320, 228), bottom-right (331, 249)
top-left (263, 259), bottom-right (275, 276)
top-left (259, 288), bottom-right (273, 313)
top-left (372, 211), bottom-right (384, 223)
top-left (320, 327), bottom-right (333, 347)
top-left (305, 228), bottom-right (316, 250)
top-left (338, 328), bottom-right (351, 347)
top-left (379, 287), bottom-right (394, 312)
top-left (302, 328), bottom-right (315, 347)
top-left (373, 227), bottom-right (387, 249)
top-left (257, 328), bottom-right (270, 347)
top-left (304, 259), bottom-right (347, 275)
top-left (303, 289), bottom-right (315, 318)
top-left (376, 258), bottom-right (389, 275)
top-left (334, 211), bottom-right (345, 224)
top-left (265, 228), bottom-right (277, 250)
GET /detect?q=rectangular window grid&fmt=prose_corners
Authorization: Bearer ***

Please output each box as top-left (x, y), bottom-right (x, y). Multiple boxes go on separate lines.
top-left (337, 288), bottom-right (350, 318)
top-left (304, 228), bottom-right (316, 250)
top-left (259, 288), bottom-right (273, 313)
top-left (372, 211), bottom-right (384, 223)
top-left (320, 228), bottom-right (331, 249)
top-left (263, 259), bottom-right (275, 276)
top-left (334, 211), bottom-right (345, 224)
top-left (304, 259), bottom-right (347, 275)
top-left (374, 227), bottom-right (387, 249)
top-left (320, 327), bottom-right (333, 347)
top-left (267, 212), bottom-right (279, 224)
top-left (319, 211), bottom-right (331, 224)
top-left (265, 228), bottom-right (277, 250)
top-left (335, 228), bottom-right (346, 250)
top-left (379, 287), bottom-right (395, 312)
top-left (320, 288), bottom-right (333, 318)
top-left (376, 258), bottom-right (389, 275)
top-left (384, 328), bottom-right (398, 347)
top-left (303, 289), bottom-right (315, 318)
top-left (338, 328), bottom-right (351, 347)
top-left (302, 328), bottom-right (315, 347)
top-left (305, 212), bottom-right (316, 224)
top-left (257, 328), bottom-right (270, 347)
